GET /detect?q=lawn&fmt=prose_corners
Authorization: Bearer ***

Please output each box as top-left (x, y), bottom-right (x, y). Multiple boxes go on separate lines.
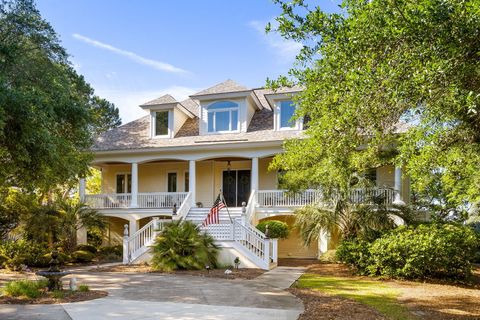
top-left (296, 273), bottom-right (413, 320)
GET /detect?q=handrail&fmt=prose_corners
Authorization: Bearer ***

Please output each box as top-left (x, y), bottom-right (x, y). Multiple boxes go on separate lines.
top-left (174, 192), bottom-right (192, 221)
top-left (124, 218), bottom-right (169, 264)
top-left (245, 189), bottom-right (256, 224)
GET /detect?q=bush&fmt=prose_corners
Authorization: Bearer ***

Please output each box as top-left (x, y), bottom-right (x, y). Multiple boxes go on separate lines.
top-left (368, 224), bottom-right (478, 280)
top-left (76, 244), bottom-right (97, 254)
top-left (0, 240), bottom-right (49, 270)
top-left (336, 239), bottom-right (372, 274)
top-left (0, 254), bottom-right (8, 268)
top-left (52, 290), bottom-right (65, 299)
top-left (318, 250), bottom-right (338, 263)
top-left (2, 280), bottom-right (48, 298)
top-left (151, 221), bottom-right (218, 271)
top-left (78, 284), bottom-right (89, 292)
top-left (97, 245), bottom-right (122, 257)
top-left (256, 220), bottom-right (289, 239)
top-left (40, 252), bottom-right (70, 266)
top-left (71, 250), bottom-right (95, 263)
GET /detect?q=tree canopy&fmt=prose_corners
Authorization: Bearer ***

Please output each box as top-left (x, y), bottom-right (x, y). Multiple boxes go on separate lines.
top-left (269, 0), bottom-right (480, 208)
top-left (0, 0), bottom-right (120, 192)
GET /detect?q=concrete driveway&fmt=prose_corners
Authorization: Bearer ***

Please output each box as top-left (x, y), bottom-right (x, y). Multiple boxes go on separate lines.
top-left (0, 267), bottom-right (304, 320)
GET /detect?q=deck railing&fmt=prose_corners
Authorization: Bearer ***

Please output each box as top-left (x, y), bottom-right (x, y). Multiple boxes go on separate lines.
top-left (257, 188), bottom-right (395, 207)
top-left (85, 192), bottom-right (188, 209)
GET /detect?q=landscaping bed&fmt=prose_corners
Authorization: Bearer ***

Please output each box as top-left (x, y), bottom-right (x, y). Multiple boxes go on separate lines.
top-left (0, 290), bottom-right (107, 304)
top-left (287, 262), bottom-right (480, 320)
top-left (92, 264), bottom-right (266, 280)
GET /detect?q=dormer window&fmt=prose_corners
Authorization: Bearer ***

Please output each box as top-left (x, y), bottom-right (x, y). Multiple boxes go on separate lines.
top-left (207, 101), bottom-right (239, 133)
top-left (151, 110), bottom-right (173, 138)
top-left (275, 100), bottom-right (302, 131)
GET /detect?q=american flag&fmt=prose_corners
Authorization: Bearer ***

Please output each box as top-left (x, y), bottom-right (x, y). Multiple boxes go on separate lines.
top-left (202, 194), bottom-right (226, 226)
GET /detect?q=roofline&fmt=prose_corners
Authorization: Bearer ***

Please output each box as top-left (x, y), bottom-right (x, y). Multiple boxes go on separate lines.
top-left (91, 139), bottom-right (288, 156)
top-left (189, 89), bottom-right (253, 99)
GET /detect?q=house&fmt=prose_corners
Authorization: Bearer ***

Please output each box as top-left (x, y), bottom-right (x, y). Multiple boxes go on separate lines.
top-left (80, 79), bottom-right (410, 269)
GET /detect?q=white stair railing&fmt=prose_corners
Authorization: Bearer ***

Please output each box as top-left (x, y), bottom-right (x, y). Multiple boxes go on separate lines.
top-left (173, 192), bottom-right (192, 221)
top-left (245, 190), bottom-right (256, 224)
top-left (232, 219), bottom-right (273, 270)
top-left (123, 218), bottom-right (168, 264)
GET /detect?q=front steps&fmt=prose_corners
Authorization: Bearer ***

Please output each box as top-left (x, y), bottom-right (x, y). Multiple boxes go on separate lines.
top-left (185, 207), bottom-right (244, 225)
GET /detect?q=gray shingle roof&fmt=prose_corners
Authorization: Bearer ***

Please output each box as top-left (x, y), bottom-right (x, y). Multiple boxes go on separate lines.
top-left (92, 108), bottom-right (302, 152)
top-left (191, 79), bottom-right (249, 97)
top-left (140, 94), bottom-right (177, 106)
top-left (179, 98), bottom-right (199, 117)
top-left (253, 87), bottom-right (303, 110)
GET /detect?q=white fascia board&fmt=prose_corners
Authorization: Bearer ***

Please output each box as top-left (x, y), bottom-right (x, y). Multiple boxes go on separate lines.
top-left (190, 90), bottom-right (252, 101)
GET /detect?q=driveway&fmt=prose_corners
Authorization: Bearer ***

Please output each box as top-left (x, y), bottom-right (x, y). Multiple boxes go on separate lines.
top-left (0, 267), bottom-right (304, 320)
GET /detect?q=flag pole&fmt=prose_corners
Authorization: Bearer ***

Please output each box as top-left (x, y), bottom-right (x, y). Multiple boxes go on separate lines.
top-left (220, 189), bottom-right (233, 223)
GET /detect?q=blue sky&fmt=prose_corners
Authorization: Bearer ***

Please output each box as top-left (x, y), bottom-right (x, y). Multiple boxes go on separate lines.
top-left (36, 0), bottom-right (341, 123)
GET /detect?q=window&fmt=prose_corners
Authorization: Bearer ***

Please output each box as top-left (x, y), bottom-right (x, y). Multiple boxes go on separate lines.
top-left (207, 101), bottom-right (239, 133)
top-left (279, 100), bottom-right (296, 129)
top-left (184, 171), bottom-right (189, 192)
top-left (155, 111), bottom-right (169, 136)
top-left (116, 174), bottom-right (132, 193)
top-left (167, 172), bottom-right (177, 192)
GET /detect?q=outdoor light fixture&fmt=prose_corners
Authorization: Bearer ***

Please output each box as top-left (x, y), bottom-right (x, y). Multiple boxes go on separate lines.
top-left (205, 265), bottom-right (210, 273)
top-left (227, 160), bottom-right (231, 172)
top-left (172, 203), bottom-right (177, 215)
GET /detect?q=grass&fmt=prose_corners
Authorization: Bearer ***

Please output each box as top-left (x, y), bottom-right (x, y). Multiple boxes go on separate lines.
top-left (1, 280), bottom-right (48, 299)
top-left (78, 284), bottom-right (89, 292)
top-left (296, 273), bottom-right (413, 320)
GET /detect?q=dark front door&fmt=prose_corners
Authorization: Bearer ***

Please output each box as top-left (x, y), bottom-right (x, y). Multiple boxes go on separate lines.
top-left (222, 170), bottom-right (251, 207)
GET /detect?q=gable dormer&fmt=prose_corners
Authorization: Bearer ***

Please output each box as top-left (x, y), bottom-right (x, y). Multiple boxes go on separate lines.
top-left (264, 89), bottom-right (303, 131)
top-left (190, 80), bottom-right (260, 135)
top-left (140, 94), bottom-right (196, 138)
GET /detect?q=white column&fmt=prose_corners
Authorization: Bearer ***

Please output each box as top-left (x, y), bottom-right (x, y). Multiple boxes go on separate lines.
top-left (131, 162), bottom-right (138, 208)
top-left (129, 218), bottom-right (139, 237)
top-left (123, 224), bottom-right (129, 264)
top-left (251, 157), bottom-right (259, 194)
top-left (79, 178), bottom-right (86, 202)
top-left (393, 166), bottom-right (404, 205)
top-left (189, 160), bottom-right (196, 206)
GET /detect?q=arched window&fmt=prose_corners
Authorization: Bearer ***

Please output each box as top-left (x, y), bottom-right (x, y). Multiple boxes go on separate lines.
top-left (207, 101), bottom-right (239, 133)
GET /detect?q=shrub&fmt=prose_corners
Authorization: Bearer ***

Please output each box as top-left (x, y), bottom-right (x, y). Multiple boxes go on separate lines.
top-left (52, 290), bottom-right (65, 299)
top-left (0, 240), bottom-right (49, 269)
top-left (256, 220), bottom-right (289, 239)
top-left (318, 250), bottom-right (338, 263)
top-left (76, 244), bottom-right (97, 254)
top-left (2, 280), bottom-right (48, 298)
top-left (71, 250), bottom-right (95, 263)
top-left (78, 284), bottom-right (89, 292)
top-left (98, 245), bottom-right (122, 257)
top-left (40, 252), bottom-right (70, 266)
top-left (0, 254), bottom-right (8, 268)
top-left (151, 221), bottom-right (218, 271)
top-left (368, 224), bottom-right (479, 280)
top-left (336, 239), bottom-right (372, 274)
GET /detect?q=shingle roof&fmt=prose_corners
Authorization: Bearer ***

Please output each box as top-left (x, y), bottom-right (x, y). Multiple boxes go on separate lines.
top-left (92, 108), bottom-right (302, 152)
top-left (191, 79), bottom-right (250, 97)
top-left (140, 94), bottom-right (177, 106)
top-left (179, 98), bottom-right (199, 117)
top-left (253, 87), bottom-right (303, 110)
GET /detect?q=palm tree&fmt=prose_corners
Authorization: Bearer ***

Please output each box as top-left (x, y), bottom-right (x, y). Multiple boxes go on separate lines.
top-left (294, 177), bottom-right (412, 245)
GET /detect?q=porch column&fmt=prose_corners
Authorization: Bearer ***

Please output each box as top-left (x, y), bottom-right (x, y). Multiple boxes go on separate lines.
top-left (79, 177), bottom-right (86, 202)
top-left (393, 166), bottom-right (404, 205)
top-left (129, 218), bottom-right (139, 237)
top-left (189, 160), bottom-right (196, 206)
top-left (131, 162), bottom-right (138, 208)
top-left (251, 157), bottom-right (259, 199)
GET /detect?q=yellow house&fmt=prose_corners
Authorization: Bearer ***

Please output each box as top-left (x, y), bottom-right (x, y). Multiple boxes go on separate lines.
top-left (81, 80), bottom-right (410, 269)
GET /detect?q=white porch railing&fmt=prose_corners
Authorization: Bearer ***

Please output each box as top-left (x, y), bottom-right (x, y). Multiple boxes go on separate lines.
top-left (123, 218), bottom-right (170, 264)
top-left (257, 188), bottom-right (396, 207)
top-left (137, 192), bottom-right (188, 209)
top-left (85, 193), bottom-right (132, 209)
top-left (245, 190), bottom-right (257, 223)
top-left (85, 192), bottom-right (188, 209)
top-left (174, 192), bottom-right (192, 221)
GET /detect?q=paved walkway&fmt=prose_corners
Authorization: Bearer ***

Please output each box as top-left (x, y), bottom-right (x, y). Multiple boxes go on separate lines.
top-left (0, 266), bottom-right (305, 320)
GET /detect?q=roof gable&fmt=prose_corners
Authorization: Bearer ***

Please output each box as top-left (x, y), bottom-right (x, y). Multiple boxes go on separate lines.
top-left (191, 79), bottom-right (249, 97)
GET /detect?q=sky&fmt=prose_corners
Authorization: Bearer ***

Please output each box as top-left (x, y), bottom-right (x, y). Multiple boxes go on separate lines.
top-left (36, 0), bottom-right (342, 123)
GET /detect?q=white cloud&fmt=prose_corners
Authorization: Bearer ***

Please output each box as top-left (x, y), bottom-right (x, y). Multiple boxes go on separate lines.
top-left (72, 33), bottom-right (189, 74)
top-left (249, 20), bottom-right (303, 63)
top-left (95, 86), bottom-right (199, 123)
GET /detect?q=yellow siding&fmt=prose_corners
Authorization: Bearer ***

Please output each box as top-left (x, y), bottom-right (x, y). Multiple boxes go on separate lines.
top-left (259, 157), bottom-right (276, 190)
top-left (196, 160), bottom-right (214, 207)
top-left (261, 216), bottom-right (318, 259)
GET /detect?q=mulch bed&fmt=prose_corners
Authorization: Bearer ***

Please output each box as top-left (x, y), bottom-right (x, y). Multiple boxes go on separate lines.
top-left (92, 264), bottom-right (266, 280)
top-left (289, 288), bottom-right (386, 320)
top-left (0, 290), bottom-right (108, 304)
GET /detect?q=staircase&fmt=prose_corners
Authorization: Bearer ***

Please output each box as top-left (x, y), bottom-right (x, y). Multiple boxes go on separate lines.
top-left (185, 207), bottom-right (244, 225)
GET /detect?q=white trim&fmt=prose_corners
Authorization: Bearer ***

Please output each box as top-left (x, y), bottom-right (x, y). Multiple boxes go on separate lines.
top-left (151, 110), bottom-right (173, 138)
top-left (115, 172), bottom-right (132, 194)
top-left (274, 99), bottom-right (302, 131)
top-left (205, 101), bottom-right (240, 134)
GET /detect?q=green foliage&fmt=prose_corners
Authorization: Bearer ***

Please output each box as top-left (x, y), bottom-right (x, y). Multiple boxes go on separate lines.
top-left (2, 280), bottom-right (48, 298)
top-left (318, 250), bottom-right (338, 263)
top-left (71, 250), bottom-right (95, 263)
top-left (78, 284), bottom-right (89, 292)
top-left (51, 290), bottom-right (65, 299)
top-left (269, 0), bottom-right (480, 207)
top-left (0, 0), bottom-right (120, 192)
top-left (75, 244), bottom-right (97, 254)
top-left (0, 253), bottom-right (8, 267)
top-left (0, 240), bottom-right (49, 269)
top-left (97, 245), bottom-right (122, 257)
top-left (337, 224), bottom-right (479, 280)
top-left (256, 220), bottom-right (289, 239)
top-left (151, 221), bottom-right (218, 272)
top-left (336, 240), bottom-right (372, 275)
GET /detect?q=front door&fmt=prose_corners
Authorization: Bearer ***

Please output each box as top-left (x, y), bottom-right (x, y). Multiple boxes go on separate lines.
top-left (222, 170), bottom-right (251, 207)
